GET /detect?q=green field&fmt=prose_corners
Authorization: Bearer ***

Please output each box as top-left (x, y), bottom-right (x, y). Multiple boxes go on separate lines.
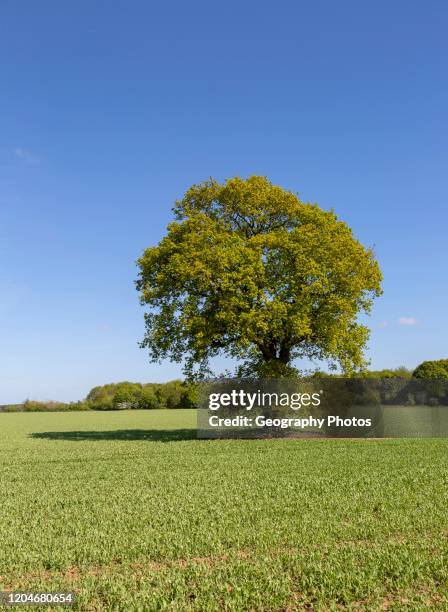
top-left (1, 410), bottom-right (447, 610)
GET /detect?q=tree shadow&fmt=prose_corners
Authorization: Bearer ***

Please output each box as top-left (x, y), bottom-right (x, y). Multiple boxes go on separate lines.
top-left (30, 429), bottom-right (197, 442)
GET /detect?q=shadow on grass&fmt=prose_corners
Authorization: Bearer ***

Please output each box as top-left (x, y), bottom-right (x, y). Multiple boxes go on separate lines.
top-left (30, 429), bottom-right (197, 442)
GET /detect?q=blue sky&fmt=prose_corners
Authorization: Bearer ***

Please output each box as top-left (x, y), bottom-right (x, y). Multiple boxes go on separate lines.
top-left (1, 1), bottom-right (447, 403)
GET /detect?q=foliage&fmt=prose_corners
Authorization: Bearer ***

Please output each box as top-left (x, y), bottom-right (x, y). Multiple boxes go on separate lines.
top-left (411, 361), bottom-right (448, 405)
top-left (19, 400), bottom-right (88, 412)
top-left (1, 411), bottom-right (447, 609)
top-left (85, 383), bottom-right (117, 410)
top-left (111, 382), bottom-right (144, 410)
top-left (1, 365), bottom-right (442, 413)
top-left (360, 366), bottom-right (413, 379)
top-left (85, 380), bottom-right (194, 410)
top-left (1, 381), bottom-right (198, 412)
top-left (311, 366), bottom-right (413, 379)
top-left (137, 176), bottom-right (382, 379)
top-left (138, 385), bottom-right (163, 409)
top-left (413, 359), bottom-right (448, 379)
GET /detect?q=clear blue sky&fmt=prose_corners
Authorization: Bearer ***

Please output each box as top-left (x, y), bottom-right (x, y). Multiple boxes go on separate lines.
top-left (1, 1), bottom-right (447, 403)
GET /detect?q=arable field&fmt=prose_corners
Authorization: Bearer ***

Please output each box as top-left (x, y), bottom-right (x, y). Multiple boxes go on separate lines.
top-left (0, 410), bottom-right (447, 610)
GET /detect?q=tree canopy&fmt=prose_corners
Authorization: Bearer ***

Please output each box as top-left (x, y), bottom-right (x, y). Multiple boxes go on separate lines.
top-left (85, 380), bottom-right (195, 409)
top-left (413, 360), bottom-right (448, 380)
top-left (136, 176), bottom-right (382, 378)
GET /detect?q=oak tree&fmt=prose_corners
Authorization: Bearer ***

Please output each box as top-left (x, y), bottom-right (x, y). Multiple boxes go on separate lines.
top-left (136, 176), bottom-right (382, 378)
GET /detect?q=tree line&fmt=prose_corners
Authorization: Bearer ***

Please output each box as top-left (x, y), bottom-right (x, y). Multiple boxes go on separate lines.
top-left (0, 380), bottom-right (197, 412)
top-left (1, 360), bottom-right (448, 412)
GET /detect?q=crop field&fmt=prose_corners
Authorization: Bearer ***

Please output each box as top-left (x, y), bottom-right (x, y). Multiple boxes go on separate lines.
top-left (0, 410), bottom-right (448, 610)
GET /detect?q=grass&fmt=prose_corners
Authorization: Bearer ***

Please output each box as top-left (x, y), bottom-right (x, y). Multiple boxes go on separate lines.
top-left (0, 410), bottom-right (447, 610)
